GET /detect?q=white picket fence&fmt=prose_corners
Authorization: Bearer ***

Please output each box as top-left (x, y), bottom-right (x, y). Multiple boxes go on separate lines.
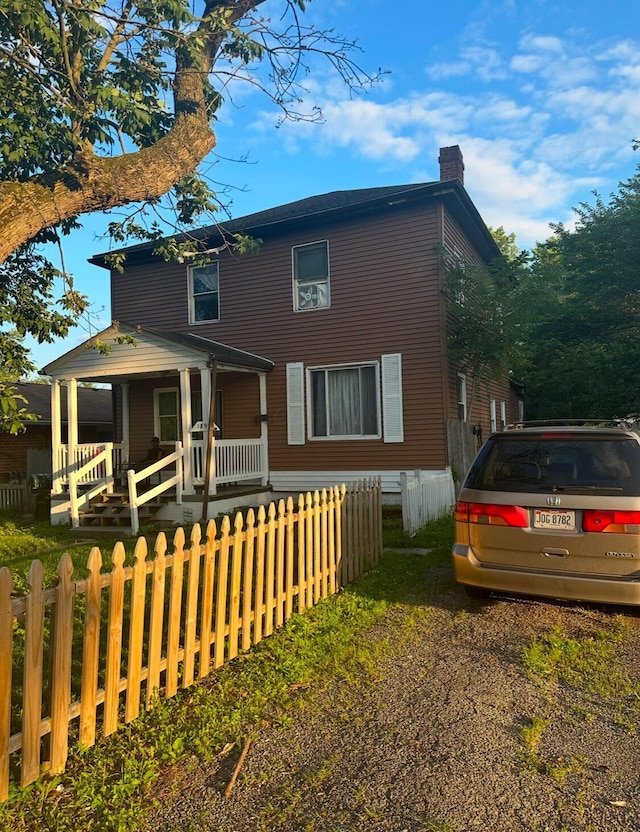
top-left (400, 469), bottom-right (456, 536)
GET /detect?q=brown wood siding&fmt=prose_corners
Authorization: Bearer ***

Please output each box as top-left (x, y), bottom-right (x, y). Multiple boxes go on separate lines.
top-left (126, 378), bottom-right (161, 461)
top-left (123, 373), bottom-right (262, 462)
top-left (216, 373), bottom-right (261, 440)
top-left (111, 200), bottom-right (497, 473)
top-left (440, 212), bottom-right (515, 444)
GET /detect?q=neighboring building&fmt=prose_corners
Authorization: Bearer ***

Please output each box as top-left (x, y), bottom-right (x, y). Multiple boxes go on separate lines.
top-left (41, 146), bottom-right (522, 528)
top-left (1, 382), bottom-right (112, 480)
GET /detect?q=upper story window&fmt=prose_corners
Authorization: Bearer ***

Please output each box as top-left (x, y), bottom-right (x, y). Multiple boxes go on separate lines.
top-left (293, 241), bottom-right (330, 312)
top-left (189, 262), bottom-right (219, 323)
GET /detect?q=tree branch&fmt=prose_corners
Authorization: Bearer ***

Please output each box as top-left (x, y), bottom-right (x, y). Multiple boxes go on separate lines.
top-left (0, 67), bottom-right (215, 263)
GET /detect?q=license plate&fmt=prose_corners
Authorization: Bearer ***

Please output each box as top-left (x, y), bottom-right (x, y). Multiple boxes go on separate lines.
top-left (534, 509), bottom-right (576, 530)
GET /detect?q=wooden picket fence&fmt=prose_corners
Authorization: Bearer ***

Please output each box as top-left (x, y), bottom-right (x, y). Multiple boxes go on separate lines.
top-left (0, 482), bottom-right (29, 512)
top-left (0, 479), bottom-right (382, 800)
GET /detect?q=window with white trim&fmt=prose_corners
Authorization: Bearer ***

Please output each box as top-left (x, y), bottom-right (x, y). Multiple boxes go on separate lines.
top-left (154, 388), bottom-right (179, 442)
top-left (293, 241), bottom-right (330, 311)
top-left (490, 398), bottom-right (497, 433)
top-left (308, 363), bottom-right (380, 439)
top-left (189, 262), bottom-right (219, 323)
top-left (457, 373), bottom-right (467, 421)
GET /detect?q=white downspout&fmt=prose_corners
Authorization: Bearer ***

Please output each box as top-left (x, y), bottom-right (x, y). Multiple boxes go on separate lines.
top-left (259, 372), bottom-right (269, 486)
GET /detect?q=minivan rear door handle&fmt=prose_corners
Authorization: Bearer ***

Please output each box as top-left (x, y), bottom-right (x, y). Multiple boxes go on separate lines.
top-left (541, 547), bottom-right (570, 558)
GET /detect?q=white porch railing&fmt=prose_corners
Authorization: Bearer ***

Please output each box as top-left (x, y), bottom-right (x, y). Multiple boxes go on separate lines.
top-left (68, 444), bottom-right (116, 528)
top-left (55, 442), bottom-right (127, 491)
top-left (190, 438), bottom-right (268, 488)
top-left (56, 438), bottom-right (267, 492)
top-left (65, 443), bottom-right (184, 533)
top-left (127, 444), bottom-right (183, 535)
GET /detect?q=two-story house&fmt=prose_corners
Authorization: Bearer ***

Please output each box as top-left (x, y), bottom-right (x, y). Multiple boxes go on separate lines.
top-left (42, 146), bottom-right (521, 531)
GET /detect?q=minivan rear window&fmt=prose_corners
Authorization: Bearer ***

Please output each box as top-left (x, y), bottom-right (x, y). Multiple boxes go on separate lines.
top-left (464, 435), bottom-right (640, 495)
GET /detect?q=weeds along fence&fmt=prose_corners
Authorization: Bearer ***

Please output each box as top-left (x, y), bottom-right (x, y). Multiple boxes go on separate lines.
top-left (400, 469), bottom-right (455, 536)
top-left (0, 479), bottom-right (382, 800)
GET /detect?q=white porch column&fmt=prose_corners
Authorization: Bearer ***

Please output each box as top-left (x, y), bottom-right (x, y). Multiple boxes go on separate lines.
top-left (121, 382), bottom-right (130, 460)
top-left (200, 364), bottom-right (216, 496)
top-left (259, 372), bottom-right (269, 486)
top-left (180, 368), bottom-right (194, 494)
top-left (67, 378), bottom-right (79, 474)
top-left (51, 379), bottom-right (63, 494)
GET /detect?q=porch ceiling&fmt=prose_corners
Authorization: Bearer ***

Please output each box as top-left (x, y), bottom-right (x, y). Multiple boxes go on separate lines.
top-left (41, 323), bottom-right (274, 384)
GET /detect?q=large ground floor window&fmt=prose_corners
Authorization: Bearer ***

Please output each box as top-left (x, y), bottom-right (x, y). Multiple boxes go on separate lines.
top-left (309, 363), bottom-right (380, 439)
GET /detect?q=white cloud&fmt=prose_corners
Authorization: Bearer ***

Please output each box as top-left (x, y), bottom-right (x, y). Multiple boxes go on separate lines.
top-left (425, 61), bottom-right (472, 80)
top-left (246, 26), bottom-right (640, 249)
top-left (460, 46), bottom-right (507, 81)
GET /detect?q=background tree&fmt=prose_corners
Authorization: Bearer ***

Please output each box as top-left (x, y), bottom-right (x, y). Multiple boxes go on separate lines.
top-left (442, 228), bottom-right (530, 418)
top-left (514, 169), bottom-right (640, 419)
top-left (0, 0), bottom-right (380, 429)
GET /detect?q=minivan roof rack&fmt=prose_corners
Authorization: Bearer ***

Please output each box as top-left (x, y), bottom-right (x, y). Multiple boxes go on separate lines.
top-left (505, 418), bottom-right (640, 431)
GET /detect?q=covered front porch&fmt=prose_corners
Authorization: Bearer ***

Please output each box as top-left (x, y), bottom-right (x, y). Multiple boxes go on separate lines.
top-left (41, 324), bottom-right (274, 534)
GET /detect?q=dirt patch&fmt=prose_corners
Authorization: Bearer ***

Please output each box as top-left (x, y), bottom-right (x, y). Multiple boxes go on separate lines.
top-left (149, 566), bottom-right (640, 832)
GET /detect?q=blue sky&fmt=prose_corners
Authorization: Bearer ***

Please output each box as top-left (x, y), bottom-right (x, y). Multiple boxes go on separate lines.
top-left (29, 0), bottom-right (640, 369)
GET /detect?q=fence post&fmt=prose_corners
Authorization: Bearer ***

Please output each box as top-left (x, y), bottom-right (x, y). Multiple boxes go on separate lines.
top-left (166, 527), bottom-right (186, 698)
top-left (198, 521), bottom-right (217, 680)
top-left (125, 537), bottom-right (149, 723)
top-left (242, 510), bottom-right (256, 652)
top-left (49, 553), bottom-right (75, 774)
top-left (214, 516), bottom-right (231, 668)
top-left (147, 533), bottom-right (168, 704)
top-left (335, 485), bottom-right (345, 587)
top-left (79, 547), bottom-right (103, 748)
top-left (183, 525), bottom-right (203, 687)
top-left (103, 543), bottom-right (126, 737)
top-left (0, 568), bottom-right (13, 801)
top-left (22, 560), bottom-right (45, 786)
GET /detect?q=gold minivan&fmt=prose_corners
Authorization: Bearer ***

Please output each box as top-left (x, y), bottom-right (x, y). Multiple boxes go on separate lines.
top-left (452, 420), bottom-right (640, 605)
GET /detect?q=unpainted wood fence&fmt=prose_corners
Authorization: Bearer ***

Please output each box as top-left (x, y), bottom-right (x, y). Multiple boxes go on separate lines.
top-left (400, 469), bottom-right (455, 536)
top-left (0, 482), bottom-right (29, 513)
top-left (0, 479), bottom-right (382, 800)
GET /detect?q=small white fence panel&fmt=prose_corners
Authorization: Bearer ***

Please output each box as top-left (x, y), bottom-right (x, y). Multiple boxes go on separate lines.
top-left (400, 469), bottom-right (456, 536)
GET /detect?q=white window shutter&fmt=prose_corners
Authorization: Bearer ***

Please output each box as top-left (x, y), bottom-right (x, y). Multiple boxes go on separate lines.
top-left (286, 362), bottom-right (305, 445)
top-left (381, 353), bottom-right (404, 443)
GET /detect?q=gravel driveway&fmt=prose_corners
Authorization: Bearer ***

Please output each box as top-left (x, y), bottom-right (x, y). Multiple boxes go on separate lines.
top-left (149, 560), bottom-right (640, 832)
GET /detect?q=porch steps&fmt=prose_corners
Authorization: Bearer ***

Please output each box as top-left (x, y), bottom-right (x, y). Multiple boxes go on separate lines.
top-left (77, 490), bottom-right (170, 529)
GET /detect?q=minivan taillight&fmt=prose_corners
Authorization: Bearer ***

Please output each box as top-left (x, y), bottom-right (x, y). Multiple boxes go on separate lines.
top-left (454, 501), bottom-right (469, 522)
top-left (456, 501), bottom-right (528, 527)
top-left (582, 510), bottom-right (640, 534)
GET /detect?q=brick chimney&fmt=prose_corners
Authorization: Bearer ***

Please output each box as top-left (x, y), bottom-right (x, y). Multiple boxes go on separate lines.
top-left (438, 145), bottom-right (464, 185)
